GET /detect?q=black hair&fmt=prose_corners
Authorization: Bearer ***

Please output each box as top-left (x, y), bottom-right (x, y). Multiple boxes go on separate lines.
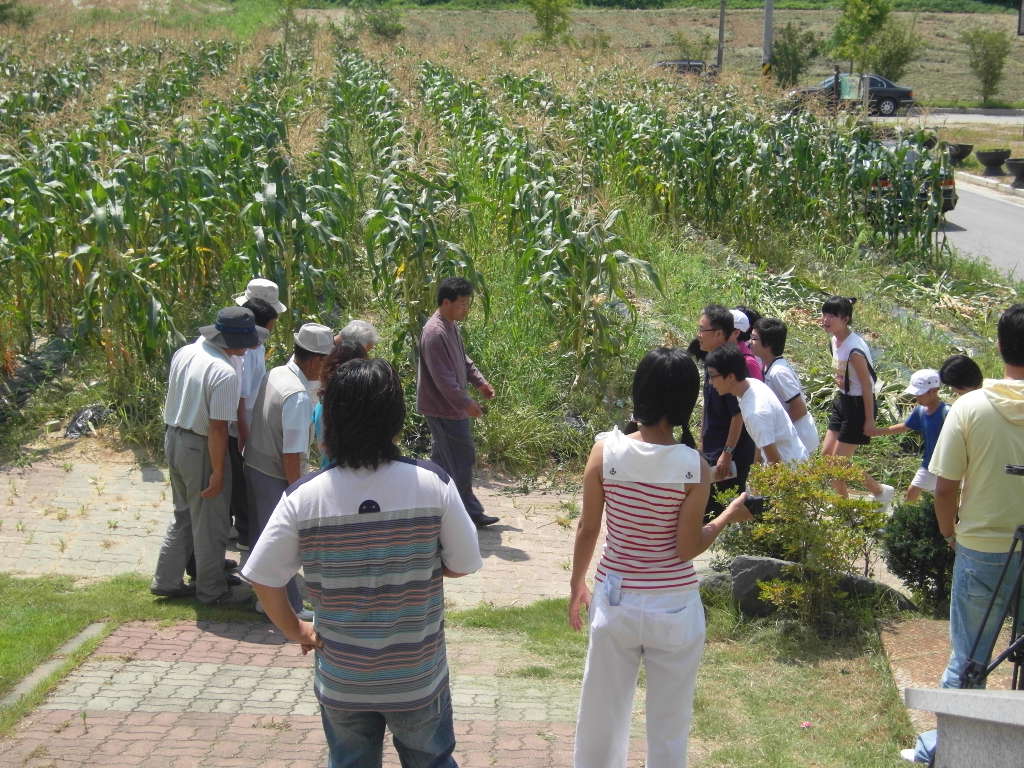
top-left (705, 344), bottom-right (748, 381)
top-left (939, 354), bottom-right (983, 391)
top-left (734, 306), bottom-right (761, 343)
top-left (631, 347), bottom-right (700, 449)
top-left (702, 304), bottom-right (734, 336)
top-left (321, 358), bottom-right (404, 469)
top-left (754, 317), bottom-right (787, 356)
top-left (242, 297), bottom-right (278, 329)
top-left (294, 344), bottom-right (326, 365)
top-left (998, 304), bottom-right (1024, 367)
top-left (822, 295), bottom-right (857, 322)
top-left (437, 277), bottom-right (474, 306)
top-left (319, 339), bottom-right (368, 399)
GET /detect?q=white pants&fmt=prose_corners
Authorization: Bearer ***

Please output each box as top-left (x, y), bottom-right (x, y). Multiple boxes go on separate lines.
top-left (574, 579), bottom-right (706, 768)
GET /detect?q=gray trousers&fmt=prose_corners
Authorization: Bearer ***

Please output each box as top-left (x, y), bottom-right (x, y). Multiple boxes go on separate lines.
top-left (245, 465), bottom-right (303, 612)
top-left (426, 416), bottom-right (484, 518)
top-left (152, 427), bottom-right (231, 604)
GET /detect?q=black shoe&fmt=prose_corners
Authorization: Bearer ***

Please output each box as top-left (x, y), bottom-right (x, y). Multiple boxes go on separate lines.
top-left (224, 558), bottom-right (238, 571)
top-left (225, 573), bottom-right (242, 586)
top-left (150, 583), bottom-right (196, 598)
top-left (472, 514), bottom-right (500, 529)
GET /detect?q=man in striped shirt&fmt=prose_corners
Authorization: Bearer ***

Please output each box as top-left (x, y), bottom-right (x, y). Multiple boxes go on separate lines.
top-left (243, 358), bottom-right (482, 767)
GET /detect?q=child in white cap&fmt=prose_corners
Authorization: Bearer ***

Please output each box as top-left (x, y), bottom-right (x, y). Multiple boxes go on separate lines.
top-left (869, 369), bottom-right (949, 502)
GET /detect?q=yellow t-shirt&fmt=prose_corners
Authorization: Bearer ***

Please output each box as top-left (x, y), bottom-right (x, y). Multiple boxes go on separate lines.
top-left (929, 379), bottom-right (1024, 553)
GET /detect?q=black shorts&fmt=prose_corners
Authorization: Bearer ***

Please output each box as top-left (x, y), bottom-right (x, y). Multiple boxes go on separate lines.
top-left (827, 394), bottom-right (876, 446)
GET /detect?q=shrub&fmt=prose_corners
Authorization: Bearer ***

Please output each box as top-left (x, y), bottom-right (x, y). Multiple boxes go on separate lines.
top-left (715, 456), bottom-right (888, 633)
top-left (668, 29), bottom-right (715, 62)
top-left (882, 498), bottom-right (954, 615)
top-left (866, 18), bottom-right (923, 82)
top-left (959, 24), bottom-right (1013, 105)
top-left (525, 0), bottom-right (572, 45)
top-left (830, 0), bottom-right (893, 73)
top-left (363, 5), bottom-right (404, 39)
top-left (584, 0), bottom-right (664, 8)
top-left (772, 22), bottom-right (821, 88)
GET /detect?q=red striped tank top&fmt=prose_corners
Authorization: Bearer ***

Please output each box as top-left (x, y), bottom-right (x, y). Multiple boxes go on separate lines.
top-left (594, 427), bottom-right (701, 592)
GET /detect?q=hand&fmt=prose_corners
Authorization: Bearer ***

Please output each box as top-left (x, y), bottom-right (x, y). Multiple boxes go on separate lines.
top-left (725, 492), bottom-right (753, 523)
top-left (568, 582), bottom-right (592, 632)
top-left (863, 420), bottom-right (876, 436)
top-left (466, 401), bottom-right (484, 419)
top-left (200, 470), bottom-right (224, 499)
top-left (479, 382), bottom-right (495, 400)
top-left (294, 620), bottom-right (323, 655)
top-left (713, 454), bottom-right (731, 482)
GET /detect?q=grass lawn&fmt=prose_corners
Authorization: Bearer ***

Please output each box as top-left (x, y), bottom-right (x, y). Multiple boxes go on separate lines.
top-left (449, 595), bottom-right (914, 767)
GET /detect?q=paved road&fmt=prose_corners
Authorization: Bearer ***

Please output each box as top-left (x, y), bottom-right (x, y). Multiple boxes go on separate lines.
top-left (942, 183), bottom-right (1024, 278)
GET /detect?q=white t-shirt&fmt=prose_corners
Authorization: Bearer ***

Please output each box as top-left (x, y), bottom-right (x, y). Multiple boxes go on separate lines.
top-left (163, 337), bottom-right (240, 436)
top-left (831, 332), bottom-right (874, 397)
top-left (763, 357), bottom-right (819, 456)
top-left (280, 358), bottom-right (314, 455)
top-left (229, 345), bottom-right (267, 439)
top-left (738, 378), bottom-right (808, 465)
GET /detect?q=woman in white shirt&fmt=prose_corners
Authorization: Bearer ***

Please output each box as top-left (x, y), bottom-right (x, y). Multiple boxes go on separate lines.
top-left (568, 347), bottom-right (751, 768)
top-left (820, 296), bottom-right (894, 504)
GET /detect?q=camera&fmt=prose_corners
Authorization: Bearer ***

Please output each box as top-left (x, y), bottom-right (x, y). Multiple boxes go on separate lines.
top-left (745, 494), bottom-right (770, 519)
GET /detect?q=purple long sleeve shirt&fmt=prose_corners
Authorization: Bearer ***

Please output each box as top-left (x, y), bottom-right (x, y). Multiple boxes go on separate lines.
top-left (416, 311), bottom-right (488, 420)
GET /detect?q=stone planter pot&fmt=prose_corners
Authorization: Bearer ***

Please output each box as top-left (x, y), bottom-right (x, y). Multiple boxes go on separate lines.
top-left (976, 149), bottom-right (1011, 177)
top-left (947, 143), bottom-right (973, 165)
top-left (1006, 158), bottom-right (1024, 189)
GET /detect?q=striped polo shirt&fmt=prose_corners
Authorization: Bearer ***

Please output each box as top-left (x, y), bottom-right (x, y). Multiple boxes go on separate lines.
top-left (241, 457), bottom-right (483, 711)
top-left (595, 427), bottom-right (702, 592)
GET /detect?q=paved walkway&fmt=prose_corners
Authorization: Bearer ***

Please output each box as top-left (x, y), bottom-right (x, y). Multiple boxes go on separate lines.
top-left (0, 446), bottom-right (989, 765)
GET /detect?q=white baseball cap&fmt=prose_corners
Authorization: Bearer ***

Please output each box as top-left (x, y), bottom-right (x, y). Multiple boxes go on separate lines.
top-left (293, 323), bottom-right (334, 355)
top-left (235, 277), bottom-right (287, 314)
top-left (904, 369), bottom-right (941, 396)
top-left (729, 309), bottom-right (750, 334)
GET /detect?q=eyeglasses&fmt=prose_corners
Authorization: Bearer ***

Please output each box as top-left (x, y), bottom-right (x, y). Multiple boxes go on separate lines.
top-left (707, 372), bottom-right (722, 379)
top-left (697, 326), bottom-right (717, 334)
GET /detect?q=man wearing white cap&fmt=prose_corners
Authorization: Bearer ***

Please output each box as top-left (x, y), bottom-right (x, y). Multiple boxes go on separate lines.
top-left (229, 278), bottom-right (287, 549)
top-left (244, 322), bottom-right (333, 619)
top-left (869, 368), bottom-right (948, 502)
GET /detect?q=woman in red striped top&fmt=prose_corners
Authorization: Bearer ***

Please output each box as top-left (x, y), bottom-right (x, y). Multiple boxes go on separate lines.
top-left (568, 347), bottom-right (753, 768)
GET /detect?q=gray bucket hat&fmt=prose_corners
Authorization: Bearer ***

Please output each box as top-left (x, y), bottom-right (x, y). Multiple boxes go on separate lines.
top-left (294, 323), bottom-right (334, 355)
top-left (234, 277), bottom-right (287, 314)
top-left (200, 307), bottom-right (268, 350)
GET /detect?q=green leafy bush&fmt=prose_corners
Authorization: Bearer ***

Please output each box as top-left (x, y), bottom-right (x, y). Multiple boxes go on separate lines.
top-left (959, 24), bottom-right (1013, 105)
top-left (716, 456), bottom-right (888, 632)
top-left (584, 0), bottom-right (664, 8)
top-left (0, 0), bottom-right (35, 26)
top-left (772, 22), bottom-right (821, 88)
top-left (363, 5), bottom-right (404, 38)
top-left (525, 0), bottom-right (572, 45)
top-left (882, 498), bottom-right (954, 615)
top-left (866, 18), bottom-right (923, 82)
top-left (668, 29), bottom-right (715, 62)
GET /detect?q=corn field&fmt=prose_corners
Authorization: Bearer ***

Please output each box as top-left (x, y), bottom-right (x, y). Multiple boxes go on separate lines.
top-left (0, 17), bottom-right (994, 466)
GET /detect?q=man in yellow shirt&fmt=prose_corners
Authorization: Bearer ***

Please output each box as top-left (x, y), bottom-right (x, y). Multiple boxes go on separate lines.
top-left (907, 304), bottom-right (1024, 763)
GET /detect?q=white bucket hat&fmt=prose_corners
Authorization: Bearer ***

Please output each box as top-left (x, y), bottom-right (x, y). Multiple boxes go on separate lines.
top-left (235, 277), bottom-right (287, 314)
top-left (294, 323), bottom-right (334, 355)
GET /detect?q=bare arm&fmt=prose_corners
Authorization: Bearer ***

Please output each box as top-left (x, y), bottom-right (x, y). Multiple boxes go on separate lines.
top-left (933, 475), bottom-right (959, 543)
top-left (714, 413), bottom-right (744, 480)
top-left (869, 423), bottom-right (909, 437)
top-left (201, 419), bottom-right (230, 498)
top-left (849, 353), bottom-right (876, 432)
top-left (785, 396), bottom-right (808, 423)
top-left (250, 583), bottom-right (322, 654)
top-left (568, 442), bottom-right (605, 631)
top-left (443, 567), bottom-right (469, 578)
top-left (761, 443), bottom-right (782, 465)
top-left (282, 453), bottom-right (302, 485)
top-left (677, 460), bottom-right (752, 561)
top-left (236, 400), bottom-right (249, 452)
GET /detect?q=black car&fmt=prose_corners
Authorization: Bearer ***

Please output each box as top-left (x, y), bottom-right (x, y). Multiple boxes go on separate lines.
top-left (793, 73), bottom-right (914, 116)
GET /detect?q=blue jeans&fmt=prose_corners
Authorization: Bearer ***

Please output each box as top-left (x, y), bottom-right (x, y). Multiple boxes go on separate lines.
top-left (320, 685), bottom-right (458, 768)
top-left (914, 543), bottom-right (1023, 763)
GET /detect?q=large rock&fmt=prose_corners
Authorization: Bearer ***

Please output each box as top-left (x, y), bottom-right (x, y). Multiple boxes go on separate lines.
top-left (728, 555), bottom-right (916, 618)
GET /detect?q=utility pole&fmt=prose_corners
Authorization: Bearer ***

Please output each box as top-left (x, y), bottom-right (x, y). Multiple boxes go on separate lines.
top-left (716, 0), bottom-right (726, 70)
top-left (761, 0), bottom-right (774, 77)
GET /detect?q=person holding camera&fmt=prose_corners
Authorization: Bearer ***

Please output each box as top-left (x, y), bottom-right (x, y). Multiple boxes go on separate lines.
top-left (567, 347), bottom-right (751, 768)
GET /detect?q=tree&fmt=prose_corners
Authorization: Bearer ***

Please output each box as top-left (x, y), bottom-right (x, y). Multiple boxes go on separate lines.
top-left (0, 0), bottom-right (35, 26)
top-left (866, 18), bottom-right (923, 82)
top-left (772, 22), bottom-right (821, 88)
top-left (525, 0), bottom-right (573, 45)
top-left (960, 24), bottom-right (1013, 105)
top-left (830, 0), bottom-right (892, 73)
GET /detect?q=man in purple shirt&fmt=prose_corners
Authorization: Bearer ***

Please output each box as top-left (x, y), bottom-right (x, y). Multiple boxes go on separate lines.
top-left (417, 277), bottom-right (499, 528)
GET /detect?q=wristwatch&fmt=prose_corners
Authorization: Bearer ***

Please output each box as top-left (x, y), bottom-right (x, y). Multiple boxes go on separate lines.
top-left (723, 445), bottom-right (735, 455)
top-left (944, 534), bottom-right (956, 546)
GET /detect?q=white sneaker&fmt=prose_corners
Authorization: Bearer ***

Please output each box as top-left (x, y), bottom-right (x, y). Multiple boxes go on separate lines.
top-left (899, 747), bottom-right (918, 762)
top-left (874, 484), bottom-right (895, 509)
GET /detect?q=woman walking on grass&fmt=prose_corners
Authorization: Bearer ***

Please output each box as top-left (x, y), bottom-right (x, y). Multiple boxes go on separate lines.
top-left (819, 295), bottom-right (894, 505)
top-left (567, 347), bottom-right (751, 768)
